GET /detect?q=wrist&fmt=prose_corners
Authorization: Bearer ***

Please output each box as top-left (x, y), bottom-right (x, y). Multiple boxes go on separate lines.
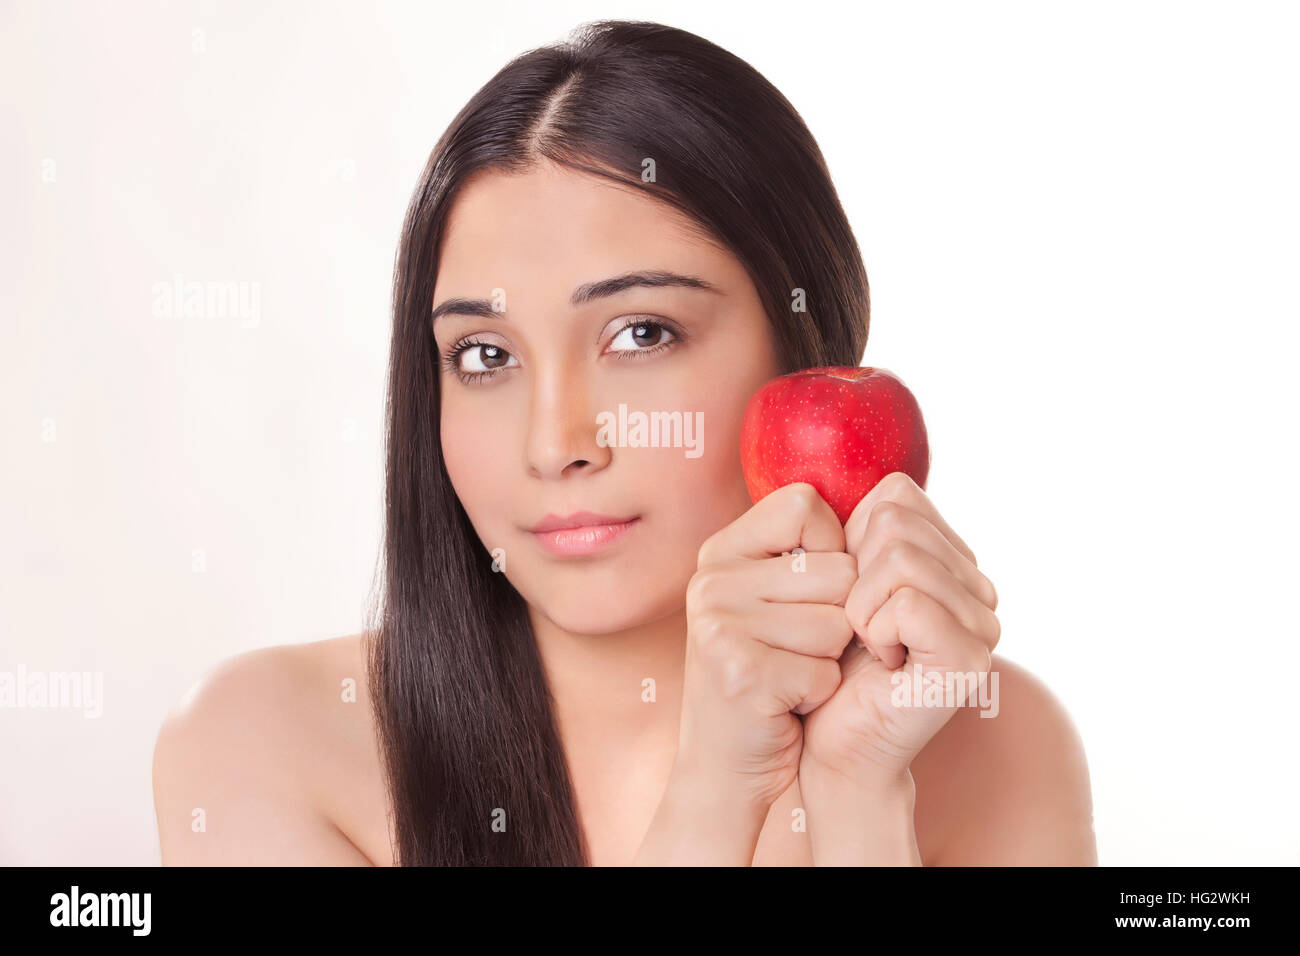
top-left (801, 755), bottom-right (916, 803)
top-left (666, 762), bottom-right (780, 817)
top-left (799, 762), bottom-right (920, 866)
top-left (633, 765), bottom-right (773, 866)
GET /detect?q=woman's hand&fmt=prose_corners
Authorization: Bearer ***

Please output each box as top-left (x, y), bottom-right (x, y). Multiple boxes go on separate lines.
top-left (636, 482), bottom-right (858, 865)
top-left (800, 471), bottom-right (1002, 792)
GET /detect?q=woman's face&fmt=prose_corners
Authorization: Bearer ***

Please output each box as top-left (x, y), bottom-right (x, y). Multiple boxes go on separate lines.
top-left (434, 161), bottom-right (782, 634)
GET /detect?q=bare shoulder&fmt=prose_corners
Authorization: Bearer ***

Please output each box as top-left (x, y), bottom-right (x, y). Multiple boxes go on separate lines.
top-left (911, 653), bottom-right (1098, 865)
top-left (151, 633), bottom-right (379, 865)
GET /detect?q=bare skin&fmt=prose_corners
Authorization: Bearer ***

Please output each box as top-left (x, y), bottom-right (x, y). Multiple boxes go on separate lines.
top-left (152, 634), bottom-right (1095, 865)
top-left (153, 161), bottom-right (1097, 866)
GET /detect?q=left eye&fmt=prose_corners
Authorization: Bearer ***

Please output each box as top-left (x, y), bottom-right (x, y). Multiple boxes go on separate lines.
top-left (609, 320), bottom-right (675, 352)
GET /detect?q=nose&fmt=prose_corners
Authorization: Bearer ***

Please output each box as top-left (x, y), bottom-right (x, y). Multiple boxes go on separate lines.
top-left (524, 363), bottom-right (612, 480)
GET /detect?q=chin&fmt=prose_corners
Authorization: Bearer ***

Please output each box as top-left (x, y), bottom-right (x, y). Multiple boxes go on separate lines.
top-left (520, 572), bottom-right (683, 637)
top-left (534, 592), bottom-right (659, 635)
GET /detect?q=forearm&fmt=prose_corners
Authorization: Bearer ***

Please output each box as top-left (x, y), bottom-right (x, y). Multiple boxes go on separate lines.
top-left (633, 771), bottom-right (771, 866)
top-left (801, 763), bottom-right (922, 866)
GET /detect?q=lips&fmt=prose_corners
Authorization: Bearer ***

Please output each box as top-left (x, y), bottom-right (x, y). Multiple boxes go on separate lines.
top-left (527, 511), bottom-right (639, 534)
top-left (527, 512), bottom-right (642, 558)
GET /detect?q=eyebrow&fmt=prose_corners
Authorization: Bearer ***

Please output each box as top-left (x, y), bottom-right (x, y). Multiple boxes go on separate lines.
top-left (431, 270), bottom-right (721, 324)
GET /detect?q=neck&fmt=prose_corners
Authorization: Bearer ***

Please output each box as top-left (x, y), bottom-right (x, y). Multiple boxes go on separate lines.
top-left (528, 602), bottom-right (688, 755)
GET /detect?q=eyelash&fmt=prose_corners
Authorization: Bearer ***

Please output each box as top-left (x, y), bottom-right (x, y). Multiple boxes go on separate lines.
top-left (439, 317), bottom-right (684, 386)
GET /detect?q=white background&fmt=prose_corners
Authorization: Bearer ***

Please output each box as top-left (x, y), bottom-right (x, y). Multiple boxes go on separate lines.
top-left (2, 0), bottom-right (1297, 865)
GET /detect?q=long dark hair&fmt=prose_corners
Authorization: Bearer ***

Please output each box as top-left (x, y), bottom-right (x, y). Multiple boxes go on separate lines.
top-left (364, 19), bottom-right (871, 866)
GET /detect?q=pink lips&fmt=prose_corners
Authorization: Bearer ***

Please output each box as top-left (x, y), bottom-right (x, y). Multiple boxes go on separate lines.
top-left (528, 511), bottom-right (641, 557)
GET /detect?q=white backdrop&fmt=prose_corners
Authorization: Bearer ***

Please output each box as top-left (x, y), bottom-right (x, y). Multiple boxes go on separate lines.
top-left (2, 0), bottom-right (1297, 865)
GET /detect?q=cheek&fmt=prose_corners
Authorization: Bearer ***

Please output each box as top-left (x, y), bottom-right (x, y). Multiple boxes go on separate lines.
top-left (440, 397), bottom-right (515, 525)
top-left (632, 380), bottom-right (756, 543)
top-left (672, 340), bottom-right (778, 529)
top-left (696, 391), bottom-right (756, 519)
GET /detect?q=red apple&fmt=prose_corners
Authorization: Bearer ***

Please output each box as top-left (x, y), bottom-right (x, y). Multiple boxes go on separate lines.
top-left (739, 366), bottom-right (930, 526)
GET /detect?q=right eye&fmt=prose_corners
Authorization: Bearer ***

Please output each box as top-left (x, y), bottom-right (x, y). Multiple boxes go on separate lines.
top-left (441, 338), bottom-right (519, 384)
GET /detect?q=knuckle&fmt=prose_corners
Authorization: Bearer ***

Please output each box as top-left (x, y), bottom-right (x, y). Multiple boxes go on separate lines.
top-left (894, 585), bottom-right (923, 617)
top-left (692, 610), bottom-right (732, 654)
top-left (787, 481), bottom-right (821, 515)
top-left (717, 642), bottom-right (759, 698)
top-left (867, 499), bottom-right (906, 536)
top-left (884, 537), bottom-right (915, 570)
top-left (696, 530), bottom-right (724, 569)
top-left (686, 568), bottom-right (726, 611)
top-left (885, 471), bottom-right (917, 496)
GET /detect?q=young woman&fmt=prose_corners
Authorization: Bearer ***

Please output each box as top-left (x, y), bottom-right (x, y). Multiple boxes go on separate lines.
top-left (153, 20), bottom-right (1096, 866)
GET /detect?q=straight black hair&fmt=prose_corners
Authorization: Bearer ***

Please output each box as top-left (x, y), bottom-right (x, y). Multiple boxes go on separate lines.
top-left (365, 19), bottom-right (870, 865)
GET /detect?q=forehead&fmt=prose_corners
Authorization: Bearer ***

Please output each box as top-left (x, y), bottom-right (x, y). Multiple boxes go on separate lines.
top-left (433, 162), bottom-right (731, 302)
